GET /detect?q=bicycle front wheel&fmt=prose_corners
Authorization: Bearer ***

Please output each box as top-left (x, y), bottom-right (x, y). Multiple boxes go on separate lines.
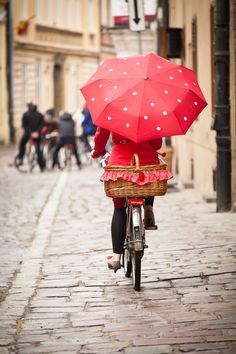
top-left (131, 250), bottom-right (142, 291)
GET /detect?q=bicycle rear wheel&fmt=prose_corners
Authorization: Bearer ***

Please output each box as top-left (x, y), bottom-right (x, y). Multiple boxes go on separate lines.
top-left (131, 250), bottom-right (142, 291)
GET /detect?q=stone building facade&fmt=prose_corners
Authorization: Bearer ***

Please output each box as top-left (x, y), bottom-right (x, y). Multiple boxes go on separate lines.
top-left (165, 0), bottom-right (236, 210)
top-left (0, 0), bottom-right (8, 144)
top-left (13, 0), bottom-right (103, 141)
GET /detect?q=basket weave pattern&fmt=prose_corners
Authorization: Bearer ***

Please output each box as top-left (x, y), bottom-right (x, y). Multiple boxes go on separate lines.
top-left (103, 154), bottom-right (168, 198)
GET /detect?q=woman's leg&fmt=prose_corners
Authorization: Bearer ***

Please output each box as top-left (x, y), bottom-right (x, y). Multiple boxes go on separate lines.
top-left (144, 196), bottom-right (157, 229)
top-left (110, 198), bottom-right (126, 261)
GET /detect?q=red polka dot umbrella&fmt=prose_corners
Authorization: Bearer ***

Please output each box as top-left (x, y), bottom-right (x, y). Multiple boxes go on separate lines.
top-left (80, 52), bottom-right (207, 143)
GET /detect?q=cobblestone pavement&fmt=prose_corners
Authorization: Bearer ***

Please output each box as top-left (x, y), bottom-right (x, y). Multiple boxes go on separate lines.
top-left (0, 147), bottom-right (236, 354)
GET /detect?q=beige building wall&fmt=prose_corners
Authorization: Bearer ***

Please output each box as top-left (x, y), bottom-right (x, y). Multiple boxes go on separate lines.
top-left (169, 0), bottom-right (216, 199)
top-left (13, 0), bottom-right (101, 141)
top-left (0, 1), bottom-right (9, 144)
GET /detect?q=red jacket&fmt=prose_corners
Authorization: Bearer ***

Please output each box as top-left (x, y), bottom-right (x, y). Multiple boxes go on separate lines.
top-left (92, 127), bottom-right (162, 166)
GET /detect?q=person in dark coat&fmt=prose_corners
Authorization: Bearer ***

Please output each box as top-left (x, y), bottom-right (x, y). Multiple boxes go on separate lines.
top-left (52, 112), bottom-right (82, 169)
top-left (15, 101), bottom-right (45, 171)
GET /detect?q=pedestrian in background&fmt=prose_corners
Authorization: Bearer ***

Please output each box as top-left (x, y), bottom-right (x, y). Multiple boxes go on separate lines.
top-left (52, 112), bottom-right (82, 169)
top-left (15, 101), bottom-right (45, 172)
top-left (81, 104), bottom-right (97, 152)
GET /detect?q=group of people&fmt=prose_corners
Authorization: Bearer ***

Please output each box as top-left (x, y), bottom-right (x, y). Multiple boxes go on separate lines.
top-left (15, 101), bottom-right (97, 171)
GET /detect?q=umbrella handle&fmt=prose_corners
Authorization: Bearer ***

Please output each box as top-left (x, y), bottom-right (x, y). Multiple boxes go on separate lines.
top-left (130, 154), bottom-right (140, 170)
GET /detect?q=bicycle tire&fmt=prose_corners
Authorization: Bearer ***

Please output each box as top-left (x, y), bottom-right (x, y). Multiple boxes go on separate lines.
top-left (28, 150), bottom-right (37, 173)
top-left (123, 248), bottom-right (132, 278)
top-left (14, 156), bottom-right (27, 173)
top-left (131, 250), bottom-right (142, 291)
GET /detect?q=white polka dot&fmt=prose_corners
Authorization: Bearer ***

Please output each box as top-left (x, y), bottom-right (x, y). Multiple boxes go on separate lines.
top-left (194, 101), bottom-right (198, 106)
top-left (132, 91), bottom-right (137, 96)
top-left (136, 62), bottom-right (140, 65)
top-left (177, 99), bottom-right (182, 103)
top-left (144, 115), bottom-right (148, 120)
top-left (169, 76), bottom-right (173, 80)
top-left (150, 102), bottom-right (155, 107)
top-left (91, 97), bottom-right (95, 102)
top-left (104, 97), bottom-right (108, 101)
top-left (91, 76), bottom-right (96, 80)
top-left (184, 83), bottom-right (189, 86)
top-left (113, 85), bottom-right (118, 89)
top-left (99, 84), bottom-right (103, 88)
top-left (193, 82), bottom-right (197, 86)
top-left (126, 123), bottom-right (130, 127)
top-left (156, 126), bottom-right (161, 131)
top-left (103, 64), bottom-right (107, 68)
top-left (178, 69), bottom-right (182, 72)
top-left (184, 116), bottom-right (188, 121)
top-left (108, 68), bottom-right (113, 72)
top-left (122, 57), bottom-right (127, 60)
top-left (122, 71), bottom-right (127, 75)
top-left (123, 107), bottom-right (128, 111)
top-left (163, 111), bottom-right (168, 116)
top-left (164, 90), bottom-right (168, 94)
top-left (157, 65), bottom-right (162, 69)
top-left (107, 116), bottom-right (112, 120)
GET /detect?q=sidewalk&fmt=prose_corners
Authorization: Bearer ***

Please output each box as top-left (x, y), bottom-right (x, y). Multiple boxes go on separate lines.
top-left (0, 144), bottom-right (16, 169)
top-left (0, 154), bottom-right (236, 353)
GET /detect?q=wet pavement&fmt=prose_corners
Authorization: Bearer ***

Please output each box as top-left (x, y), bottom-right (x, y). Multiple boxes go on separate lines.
top-left (0, 145), bottom-right (236, 354)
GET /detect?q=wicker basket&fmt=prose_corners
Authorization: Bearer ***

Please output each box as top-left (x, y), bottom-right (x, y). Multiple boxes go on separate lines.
top-left (103, 154), bottom-right (168, 198)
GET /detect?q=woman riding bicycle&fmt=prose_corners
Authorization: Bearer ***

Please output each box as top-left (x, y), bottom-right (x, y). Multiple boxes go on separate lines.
top-left (91, 127), bottom-right (164, 272)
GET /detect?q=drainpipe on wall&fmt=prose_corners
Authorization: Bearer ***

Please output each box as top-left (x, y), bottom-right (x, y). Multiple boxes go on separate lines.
top-left (213, 0), bottom-right (231, 211)
top-left (6, 0), bottom-right (15, 143)
top-left (157, 0), bottom-right (172, 151)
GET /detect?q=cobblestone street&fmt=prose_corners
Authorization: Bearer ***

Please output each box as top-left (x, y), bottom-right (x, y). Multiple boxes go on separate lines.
top-left (0, 147), bottom-right (236, 354)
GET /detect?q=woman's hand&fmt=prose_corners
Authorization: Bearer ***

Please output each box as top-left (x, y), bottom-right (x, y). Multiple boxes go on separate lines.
top-left (90, 149), bottom-right (96, 159)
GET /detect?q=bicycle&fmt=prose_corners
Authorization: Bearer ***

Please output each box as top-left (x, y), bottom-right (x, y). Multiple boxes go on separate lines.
top-left (103, 151), bottom-right (167, 291)
top-left (41, 131), bottom-right (58, 170)
top-left (14, 137), bottom-right (39, 173)
top-left (58, 143), bottom-right (74, 170)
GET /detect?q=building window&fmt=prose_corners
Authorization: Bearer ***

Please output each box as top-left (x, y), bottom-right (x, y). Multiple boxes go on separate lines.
top-left (88, 0), bottom-right (95, 33)
top-left (46, 0), bottom-right (52, 26)
top-left (64, 0), bottom-right (71, 29)
top-left (56, 0), bottom-right (63, 27)
top-left (19, 0), bottom-right (28, 20)
top-left (22, 63), bottom-right (28, 110)
top-left (74, 0), bottom-right (81, 31)
top-left (74, 65), bottom-right (80, 110)
top-left (191, 16), bottom-right (198, 77)
top-left (35, 63), bottom-right (41, 107)
top-left (35, 0), bottom-right (41, 22)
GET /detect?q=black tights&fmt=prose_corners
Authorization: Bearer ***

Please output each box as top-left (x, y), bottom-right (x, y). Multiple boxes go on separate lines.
top-left (111, 197), bottom-right (154, 254)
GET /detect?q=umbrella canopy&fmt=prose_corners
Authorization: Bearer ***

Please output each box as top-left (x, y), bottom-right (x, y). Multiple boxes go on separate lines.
top-left (80, 52), bottom-right (207, 143)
